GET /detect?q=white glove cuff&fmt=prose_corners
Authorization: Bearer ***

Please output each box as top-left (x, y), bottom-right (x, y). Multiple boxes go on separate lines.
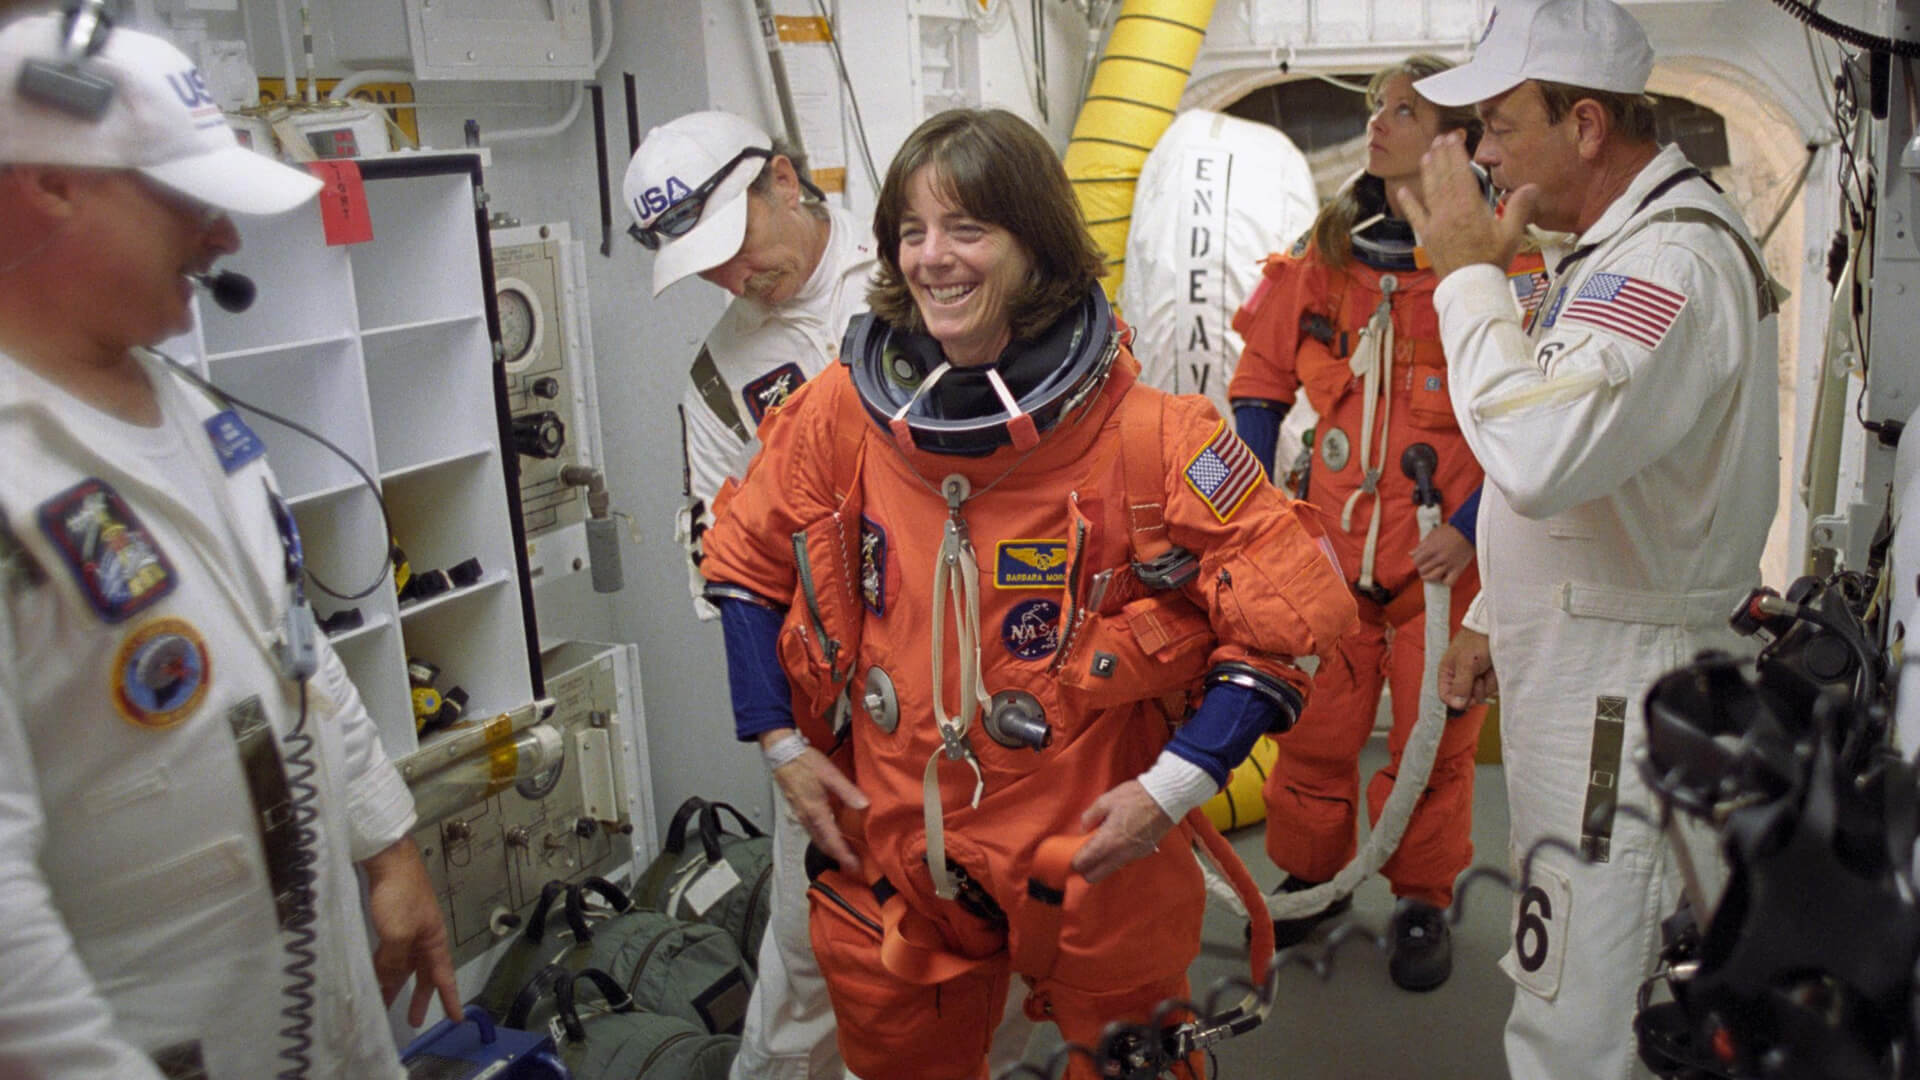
top-left (1138, 750), bottom-right (1217, 822)
top-left (761, 730), bottom-right (809, 770)
top-left (1462, 590), bottom-right (1490, 635)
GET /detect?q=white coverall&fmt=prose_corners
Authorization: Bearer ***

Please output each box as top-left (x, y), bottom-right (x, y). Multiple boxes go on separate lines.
top-left (0, 351), bottom-right (417, 1079)
top-left (1434, 145), bottom-right (1778, 1080)
top-left (675, 203), bottom-right (874, 1080)
top-left (678, 203), bottom-right (875, 621)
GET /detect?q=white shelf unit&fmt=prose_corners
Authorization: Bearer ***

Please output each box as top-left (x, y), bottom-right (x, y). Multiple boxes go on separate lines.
top-left (196, 152), bottom-right (543, 763)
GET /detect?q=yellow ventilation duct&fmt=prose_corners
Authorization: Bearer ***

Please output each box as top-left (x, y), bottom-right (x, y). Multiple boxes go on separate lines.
top-left (1065, 0), bottom-right (1216, 305)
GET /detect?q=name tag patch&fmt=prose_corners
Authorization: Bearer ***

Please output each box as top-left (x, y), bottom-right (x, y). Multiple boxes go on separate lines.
top-left (995, 539), bottom-right (1068, 589)
top-left (38, 478), bottom-right (177, 622)
top-left (204, 409), bottom-right (267, 474)
top-left (113, 617), bottom-right (210, 729)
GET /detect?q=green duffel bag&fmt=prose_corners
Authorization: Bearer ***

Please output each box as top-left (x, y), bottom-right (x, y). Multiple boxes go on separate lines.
top-left (543, 966), bottom-right (739, 1080)
top-left (473, 876), bottom-right (634, 1021)
top-left (633, 797), bottom-right (774, 969)
top-left (584, 908), bottom-right (753, 1037)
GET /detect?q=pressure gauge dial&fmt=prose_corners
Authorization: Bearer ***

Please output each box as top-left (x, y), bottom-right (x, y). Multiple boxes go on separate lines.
top-left (495, 278), bottom-right (542, 371)
top-left (516, 756), bottom-right (564, 800)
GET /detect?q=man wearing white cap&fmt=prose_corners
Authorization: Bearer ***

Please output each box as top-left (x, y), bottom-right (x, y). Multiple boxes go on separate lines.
top-left (0, 9), bottom-right (457, 1078)
top-left (623, 110), bottom-right (874, 1080)
top-left (1399, 0), bottom-right (1780, 1077)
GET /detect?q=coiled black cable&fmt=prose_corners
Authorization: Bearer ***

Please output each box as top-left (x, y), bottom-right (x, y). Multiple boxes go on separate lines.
top-left (1770, 0), bottom-right (1920, 57)
top-left (157, 353), bottom-right (392, 602)
top-left (273, 680), bottom-right (321, 1080)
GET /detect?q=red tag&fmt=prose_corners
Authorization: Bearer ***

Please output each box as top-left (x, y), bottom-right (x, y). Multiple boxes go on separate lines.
top-left (307, 161), bottom-right (372, 246)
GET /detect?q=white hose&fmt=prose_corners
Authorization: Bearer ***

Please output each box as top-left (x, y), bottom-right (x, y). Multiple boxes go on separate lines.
top-left (1205, 502), bottom-right (1453, 921)
top-left (327, 69), bottom-right (414, 102)
top-left (477, 83), bottom-right (586, 143)
top-left (273, 0), bottom-right (297, 102)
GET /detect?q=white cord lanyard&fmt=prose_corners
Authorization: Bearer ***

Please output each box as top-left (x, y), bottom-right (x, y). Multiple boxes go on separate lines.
top-left (1338, 274), bottom-right (1397, 595)
top-left (925, 473), bottom-right (987, 900)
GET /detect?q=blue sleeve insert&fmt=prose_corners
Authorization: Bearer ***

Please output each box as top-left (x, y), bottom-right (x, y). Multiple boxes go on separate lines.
top-left (1233, 402), bottom-right (1286, 478)
top-left (718, 597), bottom-right (796, 741)
top-left (1165, 682), bottom-right (1279, 788)
top-left (1448, 486), bottom-right (1481, 546)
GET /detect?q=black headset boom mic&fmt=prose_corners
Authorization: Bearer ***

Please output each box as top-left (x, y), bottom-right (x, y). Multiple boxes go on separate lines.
top-left (192, 271), bottom-right (256, 314)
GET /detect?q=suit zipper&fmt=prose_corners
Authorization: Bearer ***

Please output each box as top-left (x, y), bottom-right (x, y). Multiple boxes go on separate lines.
top-left (791, 529), bottom-right (843, 680)
top-left (809, 879), bottom-right (882, 936)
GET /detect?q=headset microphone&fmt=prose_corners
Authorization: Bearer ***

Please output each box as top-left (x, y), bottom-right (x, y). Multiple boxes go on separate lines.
top-left (192, 270), bottom-right (256, 314)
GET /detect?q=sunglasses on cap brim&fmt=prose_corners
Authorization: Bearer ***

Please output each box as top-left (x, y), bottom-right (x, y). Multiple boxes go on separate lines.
top-left (628, 146), bottom-right (830, 250)
top-left (627, 146), bottom-right (772, 250)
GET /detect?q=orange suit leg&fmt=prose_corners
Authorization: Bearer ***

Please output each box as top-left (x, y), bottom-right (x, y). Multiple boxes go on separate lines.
top-left (1026, 971), bottom-right (1207, 1080)
top-left (806, 869), bottom-right (1009, 1080)
top-left (1365, 569), bottom-right (1488, 908)
top-left (1261, 613), bottom-right (1389, 883)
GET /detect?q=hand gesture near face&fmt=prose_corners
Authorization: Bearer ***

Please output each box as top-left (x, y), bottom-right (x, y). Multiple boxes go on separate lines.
top-left (1397, 131), bottom-right (1538, 280)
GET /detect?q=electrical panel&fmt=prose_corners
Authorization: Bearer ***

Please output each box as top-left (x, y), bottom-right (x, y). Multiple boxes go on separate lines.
top-left (911, 9), bottom-right (982, 122)
top-left (412, 641), bottom-right (655, 969)
top-left (490, 222), bottom-right (603, 586)
top-left (329, 0), bottom-right (595, 81)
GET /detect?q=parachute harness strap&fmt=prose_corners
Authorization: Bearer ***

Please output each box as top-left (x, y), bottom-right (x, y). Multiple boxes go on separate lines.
top-left (926, 472), bottom-right (987, 900)
top-left (1339, 275), bottom-right (1397, 595)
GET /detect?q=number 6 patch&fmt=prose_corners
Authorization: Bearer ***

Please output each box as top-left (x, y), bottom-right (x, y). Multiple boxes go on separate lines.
top-left (1501, 854), bottom-right (1572, 1001)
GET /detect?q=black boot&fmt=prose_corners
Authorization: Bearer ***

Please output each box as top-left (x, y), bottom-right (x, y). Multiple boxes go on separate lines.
top-left (1388, 898), bottom-right (1452, 992)
top-left (1266, 874), bottom-right (1352, 949)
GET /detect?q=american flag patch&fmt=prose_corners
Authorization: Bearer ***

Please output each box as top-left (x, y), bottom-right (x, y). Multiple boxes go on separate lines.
top-left (1510, 268), bottom-right (1551, 331)
top-left (1184, 421), bottom-right (1264, 522)
top-left (1559, 273), bottom-right (1687, 350)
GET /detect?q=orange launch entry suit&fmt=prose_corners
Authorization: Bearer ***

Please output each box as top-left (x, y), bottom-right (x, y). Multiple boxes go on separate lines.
top-left (701, 348), bottom-right (1354, 1079)
top-left (1230, 245), bottom-right (1544, 908)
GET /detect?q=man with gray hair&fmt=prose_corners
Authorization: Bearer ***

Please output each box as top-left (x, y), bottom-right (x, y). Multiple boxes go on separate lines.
top-left (0, 9), bottom-right (457, 1077)
top-left (1401, 0), bottom-right (1780, 1076)
top-left (623, 110), bottom-right (874, 1080)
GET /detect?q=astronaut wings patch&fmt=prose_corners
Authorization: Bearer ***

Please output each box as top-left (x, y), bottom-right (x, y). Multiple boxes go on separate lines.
top-left (1558, 273), bottom-right (1687, 350)
top-left (1184, 421), bottom-right (1264, 523)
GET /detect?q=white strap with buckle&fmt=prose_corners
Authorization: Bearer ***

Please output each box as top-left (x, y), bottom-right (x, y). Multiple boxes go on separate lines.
top-left (925, 473), bottom-right (987, 900)
top-left (1339, 276), bottom-right (1398, 594)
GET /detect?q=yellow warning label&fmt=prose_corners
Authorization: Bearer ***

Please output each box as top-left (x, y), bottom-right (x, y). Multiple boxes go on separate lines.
top-left (774, 15), bottom-right (833, 43)
top-left (812, 166), bottom-right (846, 194)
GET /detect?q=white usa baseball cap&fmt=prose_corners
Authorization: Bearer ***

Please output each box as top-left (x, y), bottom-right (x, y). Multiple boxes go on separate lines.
top-left (0, 12), bottom-right (321, 215)
top-left (1413, 0), bottom-right (1655, 107)
top-left (623, 110), bottom-right (774, 296)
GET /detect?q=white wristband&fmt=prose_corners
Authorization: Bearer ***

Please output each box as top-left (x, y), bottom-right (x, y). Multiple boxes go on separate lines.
top-left (761, 730), bottom-right (809, 770)
top-left (1137, 750), bottom-right (1218, 822)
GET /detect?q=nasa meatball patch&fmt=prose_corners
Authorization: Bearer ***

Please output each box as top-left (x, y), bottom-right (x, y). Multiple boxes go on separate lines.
top-left (37, 478), bottom-right (178, 623)
top-left (1001, 598), bottom-right (1061, 660)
